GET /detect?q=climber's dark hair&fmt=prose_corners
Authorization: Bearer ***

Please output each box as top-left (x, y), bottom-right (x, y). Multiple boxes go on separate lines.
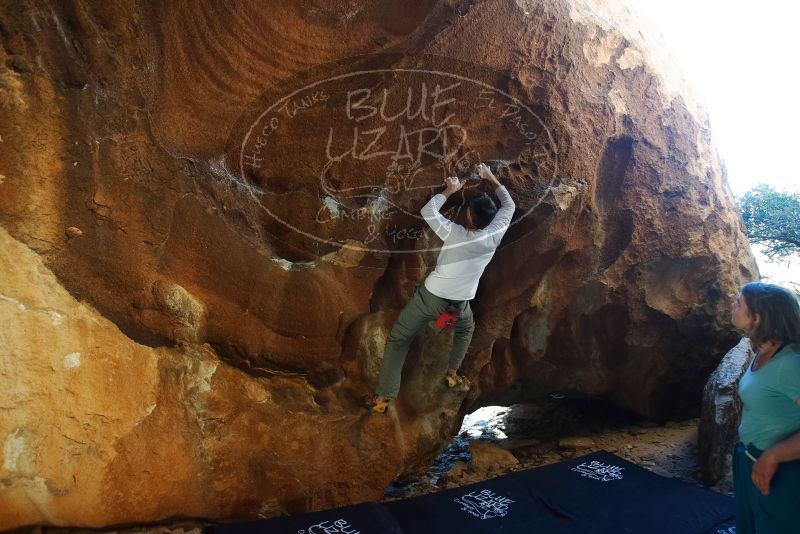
top-left (469, 192), bottom-right (497, 229)
top-left (740, 282), bottom-right (800, 347)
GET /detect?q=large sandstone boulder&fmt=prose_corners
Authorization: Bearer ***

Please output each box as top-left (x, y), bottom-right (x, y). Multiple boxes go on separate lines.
top-left (0, 0), bottom-right (757, 529)
top-left (0, 226), bottom-right (461, 529)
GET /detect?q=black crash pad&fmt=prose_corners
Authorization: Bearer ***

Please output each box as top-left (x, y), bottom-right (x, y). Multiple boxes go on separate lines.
top-left (204, 450), bottom-right (735, 534)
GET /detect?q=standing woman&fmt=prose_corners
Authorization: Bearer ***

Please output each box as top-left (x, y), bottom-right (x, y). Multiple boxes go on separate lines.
top-left (731, 281), bottom-right (800, 533)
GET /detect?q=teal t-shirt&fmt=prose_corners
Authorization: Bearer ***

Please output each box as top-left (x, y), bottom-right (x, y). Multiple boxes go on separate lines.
top-left (738, 342), bottom-right (800, 450)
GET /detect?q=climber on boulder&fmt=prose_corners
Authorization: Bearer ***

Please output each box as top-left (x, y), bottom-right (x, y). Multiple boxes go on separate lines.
top-left (364, 162), bottom-right (516, 414)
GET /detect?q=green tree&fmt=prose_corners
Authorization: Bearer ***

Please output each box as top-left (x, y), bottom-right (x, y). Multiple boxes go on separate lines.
top-left (737, 184), bottom-right (800, 261)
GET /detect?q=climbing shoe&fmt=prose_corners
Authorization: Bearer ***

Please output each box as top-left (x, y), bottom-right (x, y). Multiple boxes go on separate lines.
top-left (444, 374), bottom-right (471, 390)
top-left (363, 394), bottom-right (392, 414)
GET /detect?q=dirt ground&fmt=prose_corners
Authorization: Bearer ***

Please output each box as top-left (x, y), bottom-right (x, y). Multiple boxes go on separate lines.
top-left (386, 396), bottom-right (733, 500)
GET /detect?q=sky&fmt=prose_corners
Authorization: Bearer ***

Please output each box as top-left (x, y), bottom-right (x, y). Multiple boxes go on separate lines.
top-left (626, 0), bottom-right (799, 287)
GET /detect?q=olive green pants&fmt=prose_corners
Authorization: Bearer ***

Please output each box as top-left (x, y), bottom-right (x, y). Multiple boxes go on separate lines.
top-left (733, 441), bottom-right (800, 533)
top-left (375, 282), bottom-right (475, 399)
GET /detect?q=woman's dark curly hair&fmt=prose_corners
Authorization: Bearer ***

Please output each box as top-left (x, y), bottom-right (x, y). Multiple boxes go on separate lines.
top-left (469, 193), bottom-right (498, 229)
top-left (740, 282), bottom-right (800, 348)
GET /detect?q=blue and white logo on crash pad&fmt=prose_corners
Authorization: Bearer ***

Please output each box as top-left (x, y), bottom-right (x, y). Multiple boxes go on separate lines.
top-left (571, 460), bottom-right (625, 482)
top-left (454, 488), bottom-right (515, 520)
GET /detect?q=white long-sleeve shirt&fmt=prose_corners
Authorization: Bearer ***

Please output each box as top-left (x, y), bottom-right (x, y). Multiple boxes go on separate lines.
top-left (420, 185), bottom-right (515, 301)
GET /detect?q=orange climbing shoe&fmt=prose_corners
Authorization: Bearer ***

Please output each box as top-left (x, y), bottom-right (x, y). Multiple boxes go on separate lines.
top-left (444, 374), bottom-right (471, 390)
top-left (363, 394), bottom-right (392, 414)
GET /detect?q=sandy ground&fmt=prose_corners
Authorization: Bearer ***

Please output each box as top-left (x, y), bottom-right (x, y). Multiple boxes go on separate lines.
top-left (386, 396), bottom-right (733, 501)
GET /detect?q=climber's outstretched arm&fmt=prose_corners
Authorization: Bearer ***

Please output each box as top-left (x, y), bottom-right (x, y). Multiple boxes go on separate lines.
top-left (476, 163), bottom-right (515, 242)
top-left (420, 177), bottom-right (466, 241)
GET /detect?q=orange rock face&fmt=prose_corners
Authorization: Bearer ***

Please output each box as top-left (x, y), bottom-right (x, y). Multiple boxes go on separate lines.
top-left (0, 0), bottom-right (756, 529)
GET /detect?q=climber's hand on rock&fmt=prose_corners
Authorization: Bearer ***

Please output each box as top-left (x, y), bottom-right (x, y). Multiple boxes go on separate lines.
top-left (444, 176), bottom-right (464, 194)
top-left (477, 163), bottom-right (498, 185)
